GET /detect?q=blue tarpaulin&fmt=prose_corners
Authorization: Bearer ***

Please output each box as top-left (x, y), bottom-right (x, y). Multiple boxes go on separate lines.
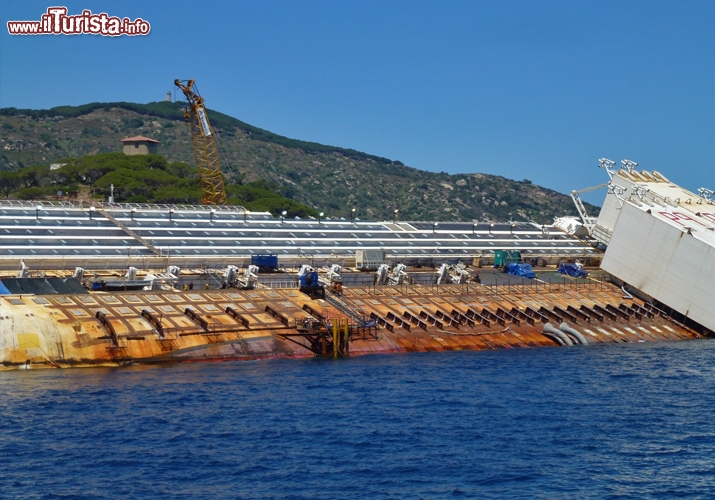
top-left (558, 262), bottom-right (588, 278)
top-left (0, 281), bottom-right (11, 295)
top-left (506, 263), bottom-right (536, 279)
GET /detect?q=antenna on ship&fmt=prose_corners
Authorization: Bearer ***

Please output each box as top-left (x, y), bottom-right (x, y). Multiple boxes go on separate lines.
top-left (598, 158), bottom-right (616, 179)
top-left (698, 187), bottom-right (714, 201)
top-left (621, 159), bottom-right (638, 173)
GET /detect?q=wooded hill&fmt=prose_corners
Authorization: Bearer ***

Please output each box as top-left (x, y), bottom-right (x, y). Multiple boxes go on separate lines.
top-left (0, 152), bottom-right (317, 217)
top-left (0, 101), bottom-right (597, 223)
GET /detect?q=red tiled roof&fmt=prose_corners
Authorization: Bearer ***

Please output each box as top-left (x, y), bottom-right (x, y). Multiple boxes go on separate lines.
top-left (120, 135), bottom-right (160, 143)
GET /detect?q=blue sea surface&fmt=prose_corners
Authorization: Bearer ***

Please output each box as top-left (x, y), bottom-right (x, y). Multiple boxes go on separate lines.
top-left (2, 341), bottom-right (715, 499)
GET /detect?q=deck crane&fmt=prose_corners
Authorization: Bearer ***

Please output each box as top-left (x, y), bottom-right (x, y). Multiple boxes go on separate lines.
top-left (436, 263), bottom-right (471, 285)
top-left (174, 79), bottom-right (227, 205)
top-left (570, 182), bottom-right (609, 234)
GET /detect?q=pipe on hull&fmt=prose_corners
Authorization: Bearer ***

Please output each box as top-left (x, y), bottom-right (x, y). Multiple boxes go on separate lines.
top-left (543, 322), bottom-right (573, 346)
top-left (559, 322), bottom-right (588, 346)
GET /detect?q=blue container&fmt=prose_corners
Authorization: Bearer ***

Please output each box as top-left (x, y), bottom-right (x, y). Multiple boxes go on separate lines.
top-left (251, 254), bottom-right (278, 270)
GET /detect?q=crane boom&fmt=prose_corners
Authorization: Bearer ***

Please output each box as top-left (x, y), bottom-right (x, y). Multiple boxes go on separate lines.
top-left (570, 182), bottom-right (609, 233)
top-left (174, 78), bottom-right (227, 205)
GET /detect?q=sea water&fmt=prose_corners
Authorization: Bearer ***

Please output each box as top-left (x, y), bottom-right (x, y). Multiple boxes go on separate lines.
top-left (2, 340), bottom-right (715, 499)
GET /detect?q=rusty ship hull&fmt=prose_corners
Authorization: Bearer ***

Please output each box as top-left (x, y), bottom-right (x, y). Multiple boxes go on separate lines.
top-left (0, 278), bottom-right (700, 370)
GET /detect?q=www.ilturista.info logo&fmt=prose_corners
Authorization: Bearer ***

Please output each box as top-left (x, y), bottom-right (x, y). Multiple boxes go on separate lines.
top-left (7, 7), bottom-right (150, 36)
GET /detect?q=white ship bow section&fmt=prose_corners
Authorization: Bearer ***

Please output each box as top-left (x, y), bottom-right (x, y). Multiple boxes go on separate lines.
top-left (597, 168), bottom-right (715, 331)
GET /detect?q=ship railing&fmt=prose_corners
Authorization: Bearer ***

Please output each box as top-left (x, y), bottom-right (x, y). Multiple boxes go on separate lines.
top-left (97, 201), bottom-right (251, 214)
top-left (0, 199), bottom-right (85, 209)
top-left (260, 280), bottom-right (300, 290)
top-left (362, 272), bottom-right (612, 296)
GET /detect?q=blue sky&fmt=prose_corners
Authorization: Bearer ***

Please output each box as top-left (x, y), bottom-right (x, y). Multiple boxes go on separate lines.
top-left (2, 1), bottom-right (715, 204)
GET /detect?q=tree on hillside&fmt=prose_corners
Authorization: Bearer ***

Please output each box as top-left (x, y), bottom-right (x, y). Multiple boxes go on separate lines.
top-left (51, 163), bottom-right (79, 185)
top-left (16, 187), bottom-right (44, 200)
top-left (166, 161), bottom-right (195, 179)
top-left (18, 165), bottom-right (47, 188)
top-left (0, 172), bottom-right (18, 198)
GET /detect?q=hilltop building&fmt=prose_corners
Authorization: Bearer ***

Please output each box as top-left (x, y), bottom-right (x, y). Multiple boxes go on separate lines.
top-left (121, 135), bottom-right (159, 156)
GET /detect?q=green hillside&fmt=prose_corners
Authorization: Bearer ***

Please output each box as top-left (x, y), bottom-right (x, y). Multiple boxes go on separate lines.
top-left (0, 101), bottom-right (598, 223)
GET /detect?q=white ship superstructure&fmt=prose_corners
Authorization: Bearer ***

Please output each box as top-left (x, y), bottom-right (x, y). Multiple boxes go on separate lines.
top-left (583, 159), bottom-right (715, 334)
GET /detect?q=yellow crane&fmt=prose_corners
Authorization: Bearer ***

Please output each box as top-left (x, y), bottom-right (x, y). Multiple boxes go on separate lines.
top-left (174, 78), bottom-right (227, 205)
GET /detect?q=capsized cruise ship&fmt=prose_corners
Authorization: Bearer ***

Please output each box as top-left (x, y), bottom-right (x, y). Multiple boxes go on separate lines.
top-left (0, 159), bottom-right (708, 369)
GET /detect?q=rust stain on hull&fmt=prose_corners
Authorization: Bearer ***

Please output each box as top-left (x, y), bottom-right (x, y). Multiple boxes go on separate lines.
top-left (0, 282), bottom-right (701, 370)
